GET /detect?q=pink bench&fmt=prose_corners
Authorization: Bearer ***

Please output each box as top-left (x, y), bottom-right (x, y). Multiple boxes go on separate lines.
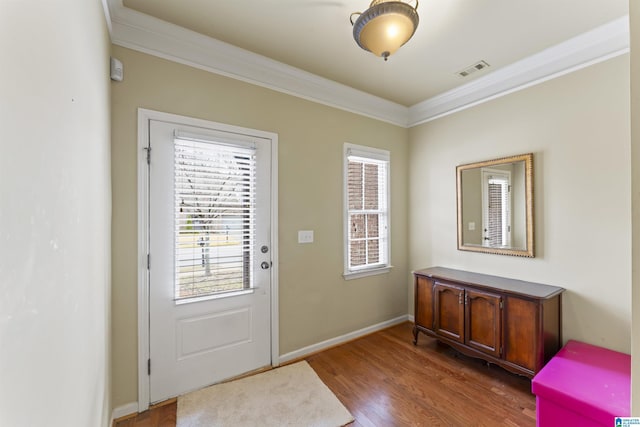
top-left (531, 340), bottom-right (630, 426)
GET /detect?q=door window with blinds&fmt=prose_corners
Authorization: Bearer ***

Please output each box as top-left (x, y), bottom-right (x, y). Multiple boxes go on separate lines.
top-left (174, 133), bottom-right (256, 301)
top-left (343, 143), bottom-right (390, 279)
top-left (482, 169), bottom-right (511, 248)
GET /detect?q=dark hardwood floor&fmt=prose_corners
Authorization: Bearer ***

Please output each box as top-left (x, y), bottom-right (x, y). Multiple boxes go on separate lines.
top-left (115, 322), bottom-right (535, 426)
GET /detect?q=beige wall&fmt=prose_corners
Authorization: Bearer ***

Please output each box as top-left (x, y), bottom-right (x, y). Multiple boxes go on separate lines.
top-left (461, 168), bottom-right (483, 244)
top-left (0, 0), bottom-right (112, 426)
top-left (630, 1), bottom-right (639, 415)
top-left (111, 46), bottom-right (409, 407)
top-left (409, 55), bottom-right (631, 353)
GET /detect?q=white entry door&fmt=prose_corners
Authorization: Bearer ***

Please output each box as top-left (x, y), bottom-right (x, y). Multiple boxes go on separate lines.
top-left (147, 117), bottom-right (273, 404)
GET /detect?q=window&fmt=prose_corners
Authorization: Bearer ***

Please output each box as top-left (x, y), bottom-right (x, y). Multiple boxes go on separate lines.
top-left (344, 143), bottom-right (390, 279)
top-left (174, 133), bottom-right (256, 300)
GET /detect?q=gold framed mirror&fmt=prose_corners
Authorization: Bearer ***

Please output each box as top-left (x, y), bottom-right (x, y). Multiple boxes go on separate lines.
top-left (456, 153), bottom-right (534, 257)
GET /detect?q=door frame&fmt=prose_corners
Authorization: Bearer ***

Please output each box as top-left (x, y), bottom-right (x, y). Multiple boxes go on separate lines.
top-left (136, 108), bottom-right (279, 411)
top-left (480, 168), bottom-right (512, 247)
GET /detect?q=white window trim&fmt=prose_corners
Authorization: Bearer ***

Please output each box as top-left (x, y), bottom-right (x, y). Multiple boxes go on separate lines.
top-left (343, 143), bottom-right (391, 280)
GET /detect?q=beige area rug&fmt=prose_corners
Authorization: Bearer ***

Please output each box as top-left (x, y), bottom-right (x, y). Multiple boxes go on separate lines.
top-left (176, 361), bottom-right (354, 427)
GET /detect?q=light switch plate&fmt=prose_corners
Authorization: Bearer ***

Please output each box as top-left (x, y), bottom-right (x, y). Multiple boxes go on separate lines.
top-left (298, 230), bottom-right (314, 244)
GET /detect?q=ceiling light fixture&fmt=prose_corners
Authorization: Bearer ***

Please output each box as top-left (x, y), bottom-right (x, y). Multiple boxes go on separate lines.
top-left (350, 0), bottom-right (419, 61)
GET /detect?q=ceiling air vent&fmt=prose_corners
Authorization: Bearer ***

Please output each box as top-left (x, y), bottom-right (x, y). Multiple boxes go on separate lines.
top-left (456, 60), bottom-right (490, 78)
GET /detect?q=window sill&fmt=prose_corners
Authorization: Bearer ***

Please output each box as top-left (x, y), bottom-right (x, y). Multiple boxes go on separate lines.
top-left (175, 288), bottom-right (254, 305)
top-left (343, 266), bottom-right (393, 281)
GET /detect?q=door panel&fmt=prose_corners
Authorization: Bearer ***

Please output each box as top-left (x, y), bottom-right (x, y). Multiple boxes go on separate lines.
top-left (176, 307), bottom-right (251, 359)
top-left (148, 118), bottom-right (272, 403)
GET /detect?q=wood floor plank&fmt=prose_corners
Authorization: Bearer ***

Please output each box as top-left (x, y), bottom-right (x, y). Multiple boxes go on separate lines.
top-left (115, 322), bottom-right (535, 427)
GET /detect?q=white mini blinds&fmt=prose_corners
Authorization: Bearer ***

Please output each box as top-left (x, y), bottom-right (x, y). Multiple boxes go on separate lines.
top-left (344, 144), bottom-right (390, 279)
top-left (173, 132), bottom-right (257, 300)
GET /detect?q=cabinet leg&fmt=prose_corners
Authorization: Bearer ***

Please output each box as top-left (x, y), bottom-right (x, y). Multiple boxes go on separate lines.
top-left (412, 326), bottom-right (419, 345)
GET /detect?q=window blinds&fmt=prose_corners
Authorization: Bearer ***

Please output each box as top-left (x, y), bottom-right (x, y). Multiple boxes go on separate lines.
top-left (347, 155), bottom-right (389, 270)
top-left (174, 136), bottom-right (256, 300)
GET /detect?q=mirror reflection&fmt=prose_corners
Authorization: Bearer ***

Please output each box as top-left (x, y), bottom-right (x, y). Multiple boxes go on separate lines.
top-left (457, 153), bottom-right (534, 257)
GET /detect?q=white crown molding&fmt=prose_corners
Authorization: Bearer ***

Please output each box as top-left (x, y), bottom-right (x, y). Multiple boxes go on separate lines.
top-left (407, 16), bottom-right (630, 127)
top-left (107, 0), bottom-right (629, 128)
top-left (107, 0), bottom-right (409, 127)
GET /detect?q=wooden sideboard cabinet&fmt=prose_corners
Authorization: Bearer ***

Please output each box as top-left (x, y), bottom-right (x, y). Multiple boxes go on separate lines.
top-left (413, 267), bottom-right (564, 378)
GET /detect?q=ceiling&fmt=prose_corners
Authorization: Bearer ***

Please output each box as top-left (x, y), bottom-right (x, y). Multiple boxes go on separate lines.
top-left (108, 0), bottom-right (629, 125)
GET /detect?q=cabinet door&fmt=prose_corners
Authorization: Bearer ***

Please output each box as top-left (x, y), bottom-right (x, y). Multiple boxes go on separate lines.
top-left (465, 289), bottom-right (502, 358)
top-left (434, 282), bottom-right (464, 343)
top-left (415, 276), bottom-right (434, 331)
top-left (503, 296), bottom-right (538, 372)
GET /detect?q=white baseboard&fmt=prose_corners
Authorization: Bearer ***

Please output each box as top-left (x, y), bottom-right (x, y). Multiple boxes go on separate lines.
top-left (111, 402), bottom-right (139, 423)
top-left (408, 314), bottom-right (415, 323)
top-left (279, 314), bottom-right (409, 364)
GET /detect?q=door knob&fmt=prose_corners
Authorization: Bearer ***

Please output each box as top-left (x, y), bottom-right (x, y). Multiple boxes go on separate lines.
top-left (261, 261), bottom-right (270, 270)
